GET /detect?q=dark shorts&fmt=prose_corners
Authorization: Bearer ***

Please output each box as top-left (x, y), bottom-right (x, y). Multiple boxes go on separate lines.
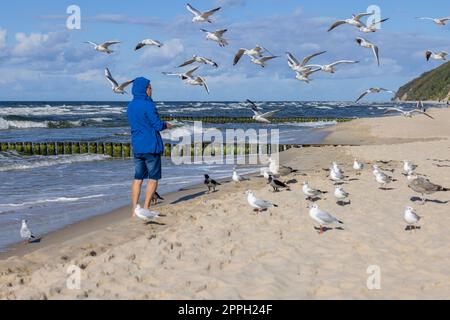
top-left (134, 153), bottom-right (162, 180)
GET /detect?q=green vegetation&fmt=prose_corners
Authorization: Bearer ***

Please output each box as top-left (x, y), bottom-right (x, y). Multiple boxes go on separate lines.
top-left (396, 61), bottom-right (450, 101)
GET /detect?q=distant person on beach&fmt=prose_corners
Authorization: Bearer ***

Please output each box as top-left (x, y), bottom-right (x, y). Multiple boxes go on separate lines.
top-left (127, 77), bottom-right (172, 217)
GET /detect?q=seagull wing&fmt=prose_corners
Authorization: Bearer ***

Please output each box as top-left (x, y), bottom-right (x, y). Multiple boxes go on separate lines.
top-left (328, 20), bottom-right (347, 32)
top-left (84, 41), bottom-right (97, 47)
top-left (253, 198), bottom-right (274, 208)
top-left (286, 52), bottom-right (300, 66)
top-left (369, 18), bottom-right (390, 27)
top-left (185, 66), bottom-right (199, 77)
top-left (379, 88), bottom-right (395, 94)
top-left (411, 109), bottom-right (435, 119)
top-left (117, 80), bottom-right (134, 91)
top-left (201, 57), bottom-right (218, 67)
top-left (329, 60), bottom-right (359, 67)
top-left (186, 3), bottom-right (201, 16)
top-left (260, 109), bottom-right (281, 119)
top-left (214, 29), bottom-right (228, 37)
top-left (199, 77), bottom-right (210, 94)
top-left (354, 12), bottom-right (374, 21)
top-left (162, 72), bottom-right (182, 77)
top-left (233, 49), bottom-right (246, 65)
top-left (416, 17), bottom-right (434, 20)
top-left (371, 44), bottom-right (380, 66)
top-left (135, 41), bottom-right (146, 51)
top-left (383, 107), bottom-right (404, 114)
top-left (105, 68), bottom-right (119, 88)
top-left (316, 210), bottom-right (338, 224)
top-left (247, 99), bottom-right (261, 113)
top-left (260, 56), bottom-right (279, 63)
top-left (101, 41), bottom-right (121, 48)
top-left (301, 51), bottom-right (327, 66)
top-left (355, 90), bottom-right (370, 102)
top-left (203, 7), bottom-right (221, 18)
top-left (178, 57), bottom-right (196, 68)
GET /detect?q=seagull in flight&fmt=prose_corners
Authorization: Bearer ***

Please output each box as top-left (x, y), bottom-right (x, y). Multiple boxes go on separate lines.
top-left (247, 99), bottom-right (280, 123)
top-left (233, 45), bottom-right (268, 65)
top-left (309, 60), bottom-right (359, 73)
top-left (286, 51), bottom-right (326, 73)
top-left (186, 3), bottom-right (221, 23)
top-left (295, 68), bottom-right (322, 84)
top-left (84, 40), bottom-right (120, 54)
top-left (328, 12), bottom-right (375, 31)
top-left (355, 87), bottom-right (395, 102)
top-left (201, 29), bottom-right (228, 47)
top-left (359, 18), bottom-right (390, 33)
top-left (356, 37), bottom-right (380, 66)
top-left (416, 16), bottom-right (450, 26)
top-left (105, 68), bottom-right (134, 95)
top-left (425, 51), bottom-right (448, 61)
top-left (250, 56), bottom-right (279, 68)
top-left (135, 39), bottom-right (163, 51)
top-left (384, 108), bottom-right (434, 119)
top-left (178, 55), bottom-right (219, 68)
top-left (163, 67), bottom-right (209, 94)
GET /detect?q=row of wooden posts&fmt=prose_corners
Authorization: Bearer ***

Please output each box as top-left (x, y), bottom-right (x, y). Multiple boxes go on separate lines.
top-left (160, 116), bottom-right (354, 124)
top-left (0, 141), bottom-right (346, 158)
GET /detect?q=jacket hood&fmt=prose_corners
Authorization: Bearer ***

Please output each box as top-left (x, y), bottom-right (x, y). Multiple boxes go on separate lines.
top-left (132, 77), bottom-right (150, 99)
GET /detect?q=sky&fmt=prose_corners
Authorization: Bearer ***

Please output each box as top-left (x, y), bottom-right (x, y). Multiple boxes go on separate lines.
top-left (0, 0), bottom-right (449, 101)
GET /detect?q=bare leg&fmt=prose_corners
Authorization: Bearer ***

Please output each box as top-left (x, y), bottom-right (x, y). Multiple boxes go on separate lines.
top-left (131, 180), bottom-right (144, 216)
top-left (143, 179), bottom-right (158, 210)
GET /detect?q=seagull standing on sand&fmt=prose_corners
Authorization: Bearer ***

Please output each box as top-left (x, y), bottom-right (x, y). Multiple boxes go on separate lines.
top-left (383, 107), bottom-right (434, 119)
top-left (247, 99), bottom-right (280, 124)
top-left (425, 51), bottom-right (448, 62)
top-left (403, 161), bottom-right (418, 175)
top-left (308, 204), bottom-right (344, 235)
top-left (335, 186), bottom-right (350, 205)
top-left (134, 205), bottom-right (159, 222)
top-left (104, 68), bottom-right (134, 95)
top-left (355, 37), bottom-right (380, 66)
top-left (302, 182), bottom-right (327, 200)
top-left (286, 51), bottom-right (327, 73)
top-left (328, 12), bottom-right (374, 31)
top-left (135, 39), bottom-right (163, 51)
top-left (20, 220), bottom-right (38, 243)
top-left (355, 87), bottom-right (395, 102)
top-left (84, 41), bottom-right (120, 54)
top-left (404, 207), bottom-right (422, 231)
top-left (375, 171), bottom-right (393, 189)
top-left (232, 168), bottom-right (249, 183)
top-left (353, 159), bottom-right (364, 171)
top-left (359, 18), bottom-right (390, 33)
top-left (267, 175), bottom-right (291, 192)
top-left (246, 190), bottom-right (278, 213)
top-left (186, 4), bottom-right (221, 23)
top-left (268, 157), bottom-right (298, 176)
top-left (330, 167), bottom-right (345, 184)
top-left (408, 176), bottom-right (449, 205)
top-left (234, 46), bottom-right (268, 65)
top-left (204, 174), bottom-right (221, 193)
top-left (201, 29), bottom-right (228, 47)
top-left (178, 55), bottom-right (219, 68)
top-left (309, 60), bottom-right (359, 73)
top-left (416, 17), bottom-right (450, 26)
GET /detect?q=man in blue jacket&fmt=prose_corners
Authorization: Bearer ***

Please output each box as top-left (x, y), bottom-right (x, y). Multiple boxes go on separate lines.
top-left (127, 77), bottom-right (172, 217)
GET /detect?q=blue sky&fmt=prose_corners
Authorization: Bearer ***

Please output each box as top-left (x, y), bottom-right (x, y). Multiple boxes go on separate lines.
top-left (0, 0), bottom-right (449, 101)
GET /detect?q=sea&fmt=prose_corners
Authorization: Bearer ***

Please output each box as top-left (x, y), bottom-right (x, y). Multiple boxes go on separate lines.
top-left (0, 100), bottom-right (427, 251)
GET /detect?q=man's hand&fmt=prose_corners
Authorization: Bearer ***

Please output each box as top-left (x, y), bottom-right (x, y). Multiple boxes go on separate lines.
top-left (166, 122), bottom-right (173, 129)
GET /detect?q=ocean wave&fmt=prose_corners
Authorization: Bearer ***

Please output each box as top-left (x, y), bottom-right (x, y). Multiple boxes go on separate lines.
top-left (0, 194), bottom-right (105, 208)
top-left (0, 105), bottom-right (124, 116)
top-left (0, 117), bottom-right (49, 129)
top-left (0, 117), bottom-right (115, 130)
top-left (0, 154), bottom-right (110, 172)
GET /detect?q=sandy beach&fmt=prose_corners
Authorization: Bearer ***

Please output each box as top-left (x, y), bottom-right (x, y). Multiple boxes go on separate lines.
top-left (1, 108), bottom-right (450, 300)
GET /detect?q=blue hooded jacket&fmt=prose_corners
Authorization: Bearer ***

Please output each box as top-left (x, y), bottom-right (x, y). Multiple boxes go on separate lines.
top-left (127, 77), bottom-right (167, 155)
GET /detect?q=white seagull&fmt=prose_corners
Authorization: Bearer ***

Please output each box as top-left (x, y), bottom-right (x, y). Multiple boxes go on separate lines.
top-left (233, 168), bottom-right (249, 182)
top-left (353, 159), bottom-right (364, 171)
top-left (163, 67), bottom-right (209, 94)
top-left (178, 55), bottom-right (219, 68)
top-left (308, 204), bottom-right (344, 234)
top-left (416, 17), bottom-right (450, 26)
top-left (403, 161), bottom-right (418, 175)
top-left (286, 51), bottom-right (327, 73)
top-left (20, 220), bottom-right (38, 243)
top-left (334, 186), bottom-right (350, 204)
top-left (355, 37), bottom-right (380, 66)
top-left (302, 182), bottom-right (327, 200)
top-left (186, 3), bottom-right (221, 23)
top-left (425, 51), bottom-right (448, 62)
top-left (135, 39), bottom-right (163, 51)
top-left (404, 207), bottom-right (422, 231)
top-left (328, 12), bottom-right (375, 31)
top-left (201, 29), bottom-right (228, 47)
top-left (105, 68), bottom-right (134, 95)
top-left (84, 40), bottom-right (120, 54)
top-left (355, 87), bottom-right (395, 102)
top-left (134, 205), bottom-right (159, 222)
top-left (359, 18), bottom-right (390, 33)
top-left (295, 68), bottom-right (322, 84)
top-left (247, 99), bottom-right (280, 124)
top-left (309, 60), bottom-right (359, 73)
top-left (233, 46), bottom-right (268, 65)
top-left (383, 107), bottom-right (434, 119)
top-left (246, 190), bottom-right (278, 213)
top-left (250, 55), bottom-right (279, 68)
top-left (375, 171), bottom-right (393, 189)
